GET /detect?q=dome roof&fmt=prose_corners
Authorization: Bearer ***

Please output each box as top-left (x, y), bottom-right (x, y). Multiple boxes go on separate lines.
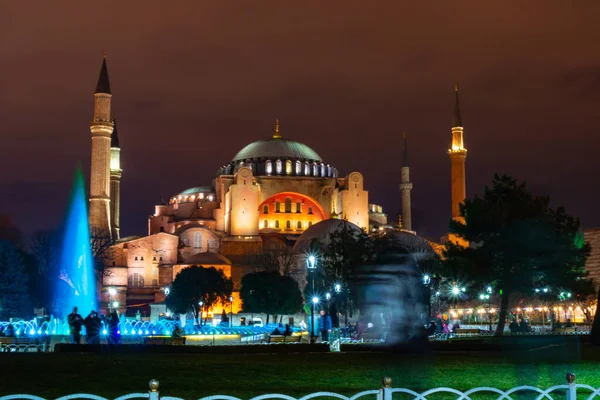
top-left (294, 219), bottom-right (362, 253)
top-left (384, 230), bottom-right (435, 255)
top-left (232, 138), bottom-right (322, 162)
top-left (176, 186), bottom-right (213, 196)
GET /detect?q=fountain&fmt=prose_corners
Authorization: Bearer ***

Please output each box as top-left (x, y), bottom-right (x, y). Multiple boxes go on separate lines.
top-left (55, 167), bottom-right (98, 317)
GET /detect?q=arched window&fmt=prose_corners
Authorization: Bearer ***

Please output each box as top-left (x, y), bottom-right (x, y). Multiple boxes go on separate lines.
top-left (308, 221), bottom-right (313, 227)
top-left (181, 236), bottom-right (189, 246)
top-left (286, 220), bottom-right (291, 229)
top-left (194, 232), bottom-right (202, 248)
top-left (285, 198), bottom-right (292, 213)
top-left (304, 162), bottom-right (310, 175)
top-left (313, 163), bottom-right (318, 176)
top-left (263, 205), bottom-right (269, 214)
top-left (321, 163), bottom-right (326, 177)
top-left (327, 165), bottom-right (332, 177)
top-left (308, 207), bottom-right (313, 215)
top-left (297, 221), bottom-right (302, 229)
top-left (285, 160), bottom-right (292, 175)
top-left (275, 202), bottom-right (281, 213)
top-left (159, 226), bottom-right (164, 232)
top-left (263, 220), bottom-right (269, 228)
top-left (276, 159), bottom-right (283, 174)
top-left (128, 273), bottom-right (144, 288)
top-left (275, 220), bottom-right (280, 228)
top-left (296, 202), bottom-right (302, 213)
top-left (295, 161), bottom-right (301, 175)
top-left (265, 160), bottom-right (272, 174)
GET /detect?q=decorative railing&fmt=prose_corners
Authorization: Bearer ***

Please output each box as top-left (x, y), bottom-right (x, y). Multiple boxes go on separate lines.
top-left (2, 374), bottom-right (598, 400)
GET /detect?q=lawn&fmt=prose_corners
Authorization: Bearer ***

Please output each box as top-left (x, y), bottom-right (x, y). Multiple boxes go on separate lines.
top-left (1, 345), bottom-right (600, 399)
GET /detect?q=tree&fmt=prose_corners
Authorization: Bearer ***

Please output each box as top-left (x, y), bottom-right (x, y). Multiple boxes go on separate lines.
top-left (90, 227), bottom-right (114, 277)
top-left (0, 240), bottom-right (31, 320)
top-left (444, 174), bottom-right (591, 336)
top-left (240, 272), bottom-right (303, 324)
top-left (27, 229), bottom-right (63, 310)
top-left (248, 248), bottom-right (302, 280)
top-left (165, 266), bottom-right (233, 325)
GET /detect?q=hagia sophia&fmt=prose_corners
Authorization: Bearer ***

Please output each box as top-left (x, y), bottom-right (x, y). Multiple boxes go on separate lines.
top-left (86, 55), bottom-right (468, 319)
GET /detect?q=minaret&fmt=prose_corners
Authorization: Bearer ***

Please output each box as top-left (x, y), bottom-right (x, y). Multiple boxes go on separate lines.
top-left (88, 54), bottom-right (114, 237)
top-left (448, 83), bottom-right (467, 223)
top-left (110, 119), bottom-right (122, 240)
top-left (399, 132), bottom-right (413, 231)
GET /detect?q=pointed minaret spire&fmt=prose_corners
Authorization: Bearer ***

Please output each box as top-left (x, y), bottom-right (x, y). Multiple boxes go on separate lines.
top-left (111, 118), bottom-right (120, 148)
top-left (453, 82), bottom-right (462, 128)
top-left (399, 131), bottom-right (413, 232)
top-left (402, 132), bottom-right (409, 167)
top-left (273, 119), bottom-right (282, 139)
top-left (95, 53), bottom-right (111, 94)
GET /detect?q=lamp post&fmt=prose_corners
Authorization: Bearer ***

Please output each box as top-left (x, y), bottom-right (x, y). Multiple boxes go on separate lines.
top-left (312, 296), bottom-right (319, 343)
top-left (229, 295), bottom-right (234, 327)
top-left (423, 275), bottom-right (431, 321)
top-left (306, 254), bottom-right (317, 344)
top-left (479, 293), bottom-right (491, 331)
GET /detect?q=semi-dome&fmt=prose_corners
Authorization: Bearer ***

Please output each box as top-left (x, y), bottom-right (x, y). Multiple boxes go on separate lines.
top-left (294, 219), bottom-right (362, 253)
top-left (232, 138), bottom-right (322, 163)
top-left (216, 121), bottom-right (338, 178)
top-left (176, 186), bottom-right (213, 196)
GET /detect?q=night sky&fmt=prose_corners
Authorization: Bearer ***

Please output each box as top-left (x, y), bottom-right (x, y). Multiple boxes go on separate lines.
top-left (1, 2), bottom-right (599, 241)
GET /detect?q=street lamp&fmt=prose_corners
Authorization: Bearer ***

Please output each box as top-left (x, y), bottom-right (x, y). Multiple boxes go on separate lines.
top-left (229, 295), bottom-right (234, 328)
top-left (112, 301), bottom-right (119, 309)
top-left (423, 275), bottom-right (432, 320)
top-left (108, 287), bottom-right (116, 296)
top-left (198, 300), bottom-right (204, 326)
top-left (306, 254), bottom-right (317, 344)
top-left (164, 287), bottom-right (170, 296)
top-left (311, 296), bottom-right (319, 344)
top-left (334, 283), bottom-right (341, 293)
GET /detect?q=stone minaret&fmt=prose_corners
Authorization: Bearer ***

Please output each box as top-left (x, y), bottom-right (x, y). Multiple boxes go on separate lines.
top-left (448, 83), bottom-right (467, 222)
top-left (89, 54), bottom-right (114, 237)
top-left (110, 119), bottom-right (122, 240)
top-left (399, 132), bottom-right (413, 231)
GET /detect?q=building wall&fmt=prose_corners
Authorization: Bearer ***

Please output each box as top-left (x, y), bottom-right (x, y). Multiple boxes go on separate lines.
top-left (584, 228), bottom-right (600, 289)
top-left (258, 192), bottom-right (326, 232)
top-left (340, 172), bottom-right (369, 229)
top-left (229, 167), bottom-right (260, 236)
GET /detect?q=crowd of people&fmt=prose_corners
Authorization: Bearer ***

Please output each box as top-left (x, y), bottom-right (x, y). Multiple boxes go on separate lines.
top-left (67, 306), bottom-right (120, 344)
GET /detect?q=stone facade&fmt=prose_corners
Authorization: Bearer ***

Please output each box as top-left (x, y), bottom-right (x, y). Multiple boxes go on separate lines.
top-left (584, 228), bottom-right (600, 289)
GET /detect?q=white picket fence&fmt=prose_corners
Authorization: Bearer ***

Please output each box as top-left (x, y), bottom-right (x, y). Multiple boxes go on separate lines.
top-left (1, 375), bottom-right (599, 400)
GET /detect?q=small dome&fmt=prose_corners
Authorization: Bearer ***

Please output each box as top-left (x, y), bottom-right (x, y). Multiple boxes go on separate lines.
top-left (176, 186), bottom-right (213, 196)
top-left (231, 138), bottom-right (322, 163)
top-left (384, 230), bottom-right (435, 255)
top-left (294, 219), bottom-right (362, 253)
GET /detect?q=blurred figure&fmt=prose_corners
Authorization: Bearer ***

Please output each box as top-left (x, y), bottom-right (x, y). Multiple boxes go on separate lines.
top-left (566, 318), bottom-right (573, 328)
top-left (67, 307), bottom-right (83, 344)
top-left (283, 324), bottom-right (293, 336)
top-left (271, 323), bottom-right (284, 335)
top-left (509, 319), bottom-right (519, 333)
top-left (318, 310), bottom-right (332, 342)
top-left (84, 311), bottom-right (101, 344)
top-left (107, 309), bottom-right (120, 344)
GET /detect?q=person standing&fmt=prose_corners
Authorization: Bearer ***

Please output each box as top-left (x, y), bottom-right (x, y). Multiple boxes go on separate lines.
top-left (84, 311), bottom-right (102, 344)
top-left (107, 310), bottom-right (120, 344)
top-left (318, 310), bottom-right (332, 342)
top-left (67, 307), bottom-right (83, 344)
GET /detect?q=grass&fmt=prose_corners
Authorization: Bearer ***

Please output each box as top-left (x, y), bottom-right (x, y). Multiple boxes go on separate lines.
top-left (2, 345), bottom-right (600, 398)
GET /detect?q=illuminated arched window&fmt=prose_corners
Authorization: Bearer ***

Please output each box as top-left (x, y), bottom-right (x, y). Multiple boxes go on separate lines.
top-left (308, 221), bottom-right (313, 227)
top-left (285, 198), bottom-right (292, 213)
top-left (308, 207), bottom-right (313, 215)
top-left (297, 221), bottom-right (302, 229)
top-left (275, 202), bottom-right (281, 213)
top-left (194, 232), bottom-right (202, 248)
top-left (320, 163), bottom-right (325, 177)
top-left (327, 165), bottom-right (332, 177)
top-left (286, 220), bottom-right (291, 230)
top-left (275, 220), bottom-right (280, 229)
top-left (128, 273), bottom-right (144, 288)
top-left (265, 160), bottom-right (272, 175)
top-left (304, 162), bottom-right (310, 175)
top-left (263, 205), bottom-right (269, 214)
top-left (285, 160), bottom-right (292, 175)
top-left (313, 163), bottom-right (318, 176)
top-left (263, 220), bottom-right (269, 228)
top-left (295, 161), bottom-right (301, 175)
top-left (296, 202), bottom-right (301, 213)
top-left (276, 160), bottom-right (283, 174)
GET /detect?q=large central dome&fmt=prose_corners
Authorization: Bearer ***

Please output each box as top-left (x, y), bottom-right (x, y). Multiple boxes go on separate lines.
top-left (216, 121), bottom-right (338, 178)
top-left (232, 137), bottom-right (322, 162)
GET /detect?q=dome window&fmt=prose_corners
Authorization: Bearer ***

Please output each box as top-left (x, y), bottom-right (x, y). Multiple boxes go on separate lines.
top-left (285, 160), bottom-right (292, 175)
top-left (286, 220), bottom-right (291, 230)
top-left (285, 198), bottom-right (292, 213)
top-left (263, 220), bottom-right (269, 228)
top-left (295, 161), bottom-right (301, 175)
top-left (276, 160), bottom-right (282, 174)
top-left (263, 205), bottom-right (269, 214)
top-left (304, 162), bottom-right (310, 176)
top-left (297, 221), bottom-right (302, 229)
top-left (275, 220), bottom-right (280, 228)
top-left (313, 163), bottom-right (318, 176)
top-left (265, 160), bottom-right (272, 175)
